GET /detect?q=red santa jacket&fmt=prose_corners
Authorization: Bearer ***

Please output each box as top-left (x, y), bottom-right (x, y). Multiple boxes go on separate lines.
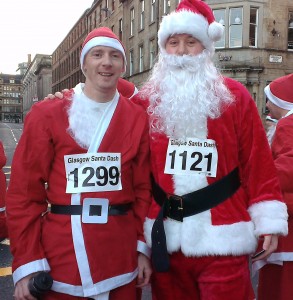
top-left (133, 77), bottom-right (288, 257)
top-left (270, 112), bottom-right (293, 254)
top-left (6, 93), bottom-right (151, 297)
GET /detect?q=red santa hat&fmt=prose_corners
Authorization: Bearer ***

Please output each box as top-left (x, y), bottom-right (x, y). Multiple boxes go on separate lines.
top-left (80, 27), bottom-right (126, 73)
top-left (158, 0), bottom-right (224, 54)
top-left (264, 74), bottom-right (293, 110)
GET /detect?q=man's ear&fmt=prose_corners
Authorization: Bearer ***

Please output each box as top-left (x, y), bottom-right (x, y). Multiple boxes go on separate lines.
top-left (84, 68), bottom-right (87, 73)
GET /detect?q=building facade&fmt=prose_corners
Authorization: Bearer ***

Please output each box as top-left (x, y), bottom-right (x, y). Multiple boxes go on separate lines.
top-left (22, 54), bottom-right (52, 117)
top-left (51, 0), bottom-right (293, 117)
top-left (0, 74), bottom-right (23, 123)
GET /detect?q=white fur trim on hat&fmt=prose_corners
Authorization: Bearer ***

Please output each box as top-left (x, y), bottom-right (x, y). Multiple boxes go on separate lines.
top-left (158, 10), bottom-right (223, 54)
top-left (80, 36), bottom-right (127, 72)
top-left (264, 85), bottom-right (293, 110)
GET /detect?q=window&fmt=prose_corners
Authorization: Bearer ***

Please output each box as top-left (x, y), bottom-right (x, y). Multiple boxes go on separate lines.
top-left (119, 18), bottom-right (123, 41)
top-left (229, 7), bottom-right (243, 48)
top-left (213, 9), bottom-right (225, 48)
top-left (288, 12), bottom-right (293, 50)
top-left (140, 0), bottom-right (145, 30)
top-left (99, 4), bottom-right (102, 23)
top-left (249, 8), bottom-right (258, 47)
top-left (139, 45), bottom-right (144, 72)
top-left (130, 8), bottom-right (135, 36)
top-left (149, 39), bottom-right (156, 68)
top-left (129, 50), bottom-right (134, 76)
top-left (112, 0), bottom-right (115, 11)
top-left (163, 0), bottom-right (170, 15)
top-left (151, 0), bottom-right (156, 23)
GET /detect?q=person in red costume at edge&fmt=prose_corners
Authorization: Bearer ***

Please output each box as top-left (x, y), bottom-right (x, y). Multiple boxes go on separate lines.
top-left (48, 1), bottom-right (288, 299)
top-left (0, 140), bottom-right (8, 241)
top-left (254, 74), bottom-right (293, 300)
top-left (6, 27), bottom-right (152, 300)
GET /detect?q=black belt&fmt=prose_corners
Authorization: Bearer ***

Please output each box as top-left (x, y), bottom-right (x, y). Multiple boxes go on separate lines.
top-left (50, 203), bottom-right (132, 216)
top-left (151, 167), bottom-right (241, 272)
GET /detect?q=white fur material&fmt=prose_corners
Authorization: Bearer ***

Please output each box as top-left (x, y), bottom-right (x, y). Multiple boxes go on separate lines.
top-left (264, 85), bottom-right (293, 110)
top-left (158, 10), bottom-right (223, 53)
top-left (144, 216), bottom-right (257, 256)
top-left (248, 200), bottom-right (288, 236)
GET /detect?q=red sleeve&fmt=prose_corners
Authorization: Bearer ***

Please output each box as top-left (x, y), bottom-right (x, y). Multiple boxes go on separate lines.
top-left (6, 104), bottom-right (54, 271)
top-left (272, 116), bottom-right (293, 193)
top-left (131, 110), bottom-right (152, 245)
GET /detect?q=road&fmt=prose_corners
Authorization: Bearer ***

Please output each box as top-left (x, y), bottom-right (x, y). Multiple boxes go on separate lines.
top-left (0, 121), bottom-right (152, 299)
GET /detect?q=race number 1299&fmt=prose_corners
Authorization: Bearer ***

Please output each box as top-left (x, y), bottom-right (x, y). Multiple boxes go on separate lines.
top-left (64, 153), bottom-right (122, 193)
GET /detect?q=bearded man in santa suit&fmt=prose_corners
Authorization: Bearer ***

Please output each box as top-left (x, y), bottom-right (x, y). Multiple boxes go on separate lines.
top-left (6, 27), bottom-right (152, 300)
top-left (130, 0), bottom-right (288, 299)
top-left (255, 74), bottom-right (293, 300)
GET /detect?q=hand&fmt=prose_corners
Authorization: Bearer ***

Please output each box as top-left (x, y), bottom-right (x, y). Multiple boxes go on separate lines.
top-left (251, 234), bottom-right (278, 262)
top-left (136, 253), bottom-right (152, 288)
top-left (14, 273), bottom-right (38, 300)
top-left (44, 89), bottom-right (69, 100)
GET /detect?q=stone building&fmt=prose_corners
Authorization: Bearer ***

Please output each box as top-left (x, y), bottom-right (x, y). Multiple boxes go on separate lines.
top-left (51, 0), bottom-right (293, 117)
top-left (0, 74), bottom-right (23, 123)
top-left (22, 54), bottom-right (52, 117)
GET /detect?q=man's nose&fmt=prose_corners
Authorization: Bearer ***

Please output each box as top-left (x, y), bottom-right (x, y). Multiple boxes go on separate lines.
top-left (177, 42), bottom-right (188, 55)
top-left (102, 54), bottom-right (113, 66)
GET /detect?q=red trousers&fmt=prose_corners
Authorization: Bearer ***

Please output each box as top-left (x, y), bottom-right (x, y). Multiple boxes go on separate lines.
top-left (43, 279), bottom-right (138, 300)
top-left (151, 251), bottom-right (255, 300)
top-left (258, 262), bottom-right (293, 300)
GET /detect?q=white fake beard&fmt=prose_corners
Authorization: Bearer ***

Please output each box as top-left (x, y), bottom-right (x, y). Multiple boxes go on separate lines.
top-left (67, 95), bottom-right (102, 149)
top-left (141, 51), bottom-right (234, 138)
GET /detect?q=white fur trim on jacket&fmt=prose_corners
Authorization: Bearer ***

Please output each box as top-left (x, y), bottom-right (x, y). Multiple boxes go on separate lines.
top-left (248, 200), bottom-right (288, 236)
top-left (158, 10), bottom-right (223, 54)
top-left (144, 213), bottom-right (257, 257)
top-left (13, 259), bottom-right (50, 285)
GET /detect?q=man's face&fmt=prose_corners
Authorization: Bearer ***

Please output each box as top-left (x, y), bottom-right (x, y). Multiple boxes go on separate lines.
top-left (165, 34), bottom-right (204, 56)
top-left (266, 100), bottom-right (283, 120)
top-left (83, 46), bottom-right (124, 94)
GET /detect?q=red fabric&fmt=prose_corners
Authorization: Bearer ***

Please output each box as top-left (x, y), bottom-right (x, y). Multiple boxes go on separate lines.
top-left (258, 263), bottom-right (293, 300)
top-left (43, 280), bottom-right (138, 300)
top-left (0, 140), bottom-right (7, 239)
top-left (82, 27), bottom-right (125, 53)
top-left (151, 252), bottom-right (255, 300)
top-left (269, 74), bottom-right (293, 103)
top-left (117, 78), bottom-right (136, 99)
top-left (258, 113), bottom-right (293, 299)
top-left (6, 94), bottom-right (151, 293)
top-left (177, 0), bottom-right (216, 24)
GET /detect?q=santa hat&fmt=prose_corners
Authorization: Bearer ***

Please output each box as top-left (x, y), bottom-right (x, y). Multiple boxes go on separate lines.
top-left (264, 74), bottom-right (293, 110)
top-left (80, 27), bottom-right (126, 73)
top-left (158, 0), bottom-right (223, 54)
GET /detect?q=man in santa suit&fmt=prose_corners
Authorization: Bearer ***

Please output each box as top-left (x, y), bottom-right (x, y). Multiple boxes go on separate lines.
top-left (256, 74), bottom-right (293, 300)
top-left (130, 0), bottom-right (288, 299)
top-left (6, 27), bottom-right (152, 300)
top-left (0, 140), bottom-right (8, 241)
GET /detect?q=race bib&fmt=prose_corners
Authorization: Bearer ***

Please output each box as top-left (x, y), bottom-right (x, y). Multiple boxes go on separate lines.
top-left (64, 153), bottom-right (122, 193)
top-left (164, 138), bottom-right (218, 177)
